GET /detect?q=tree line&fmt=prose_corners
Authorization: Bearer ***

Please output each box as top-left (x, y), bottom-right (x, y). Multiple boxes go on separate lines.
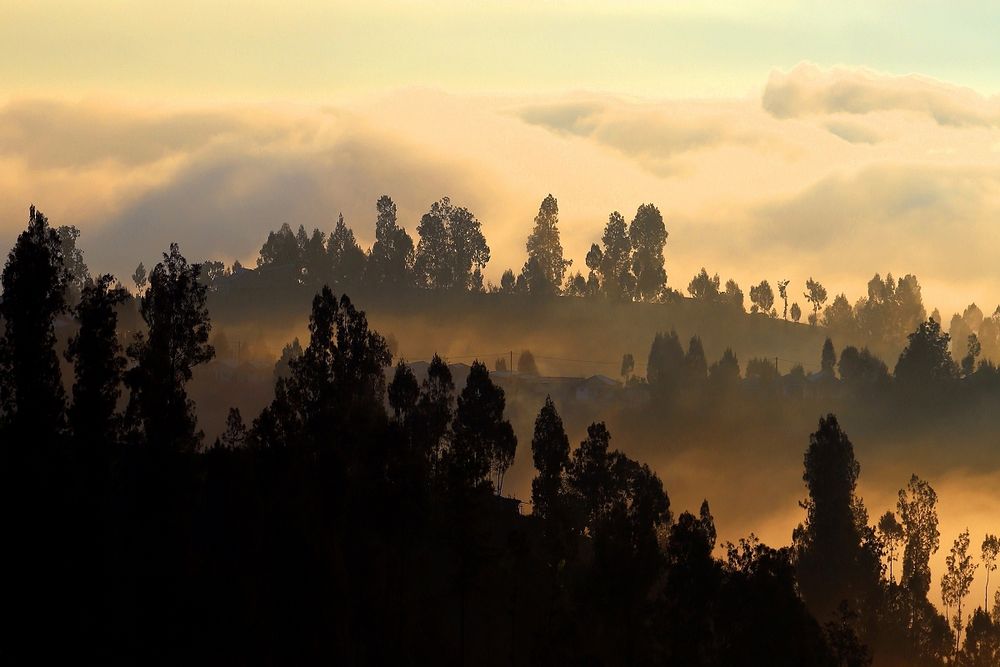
top-left (1, 207), bottom-right (998, 664)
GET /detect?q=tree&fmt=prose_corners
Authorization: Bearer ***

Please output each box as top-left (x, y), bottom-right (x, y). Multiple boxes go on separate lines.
top-left (708, 348), bottom-right (741, 390)
top-left (749, 280), bottom-right (775, 316)
top-left (125, 244), bottom-right (214, 452)
top-left (65, 275), bottom-right (129, 446)
top-left (629, 204), bottom-right (667, 301)
top-left (894, 318), bottom-right (957, 387)
top-left (132, 262), bottom-right (147, 293)
top-left (898, 474), bottom-right (940, 598)
top-left (285, 289), bottom-right (392, 443)
top-left (368, 195), bottom-right (415, 286)
top-left (531, 396), bottom-right (570, 521)
top-left (778, 279), bottom-right (790, 320)
top-left (823, 294), bottom-right (855, 334)
top-left (257, 222), bottom-right (301, 270)
top-left (942, 529), bottom-right (977, 654)
top-left (446, 361), bottom-right (516, 494)
top-left (804, 278), bottom-right (828, 324)
top-left (877, 511), bottom-right (905, 583)
top-left (794, 414), bottom-right (878, 620)
top-left (821, 337), bottom-right (837, 375)
top-left (687, 268), bottom-right (720, 301)
top-left (646, 330), bottom-right (684, 395)
top-left (962, 333), bottom-right (982, 377)
top-left (524, 194), bottom-right (571, 293)
top-left (518, 349), bottom-right (539, 375)
top-left (620, 353), bottom-right (635, 383)
top-left (983, 534), bottom-right (999, 610)
top-left (327, 214), bottom-right (366, 286)
top-left (56, 224), bottom-right (90, 301)
top-left (387, 361), bottom-right (420, 423)
top-left (585, 243), bottom-right (603, 292)
top-left (791, 302), bottom-right (802, 323)
top-left (0, 206), bottom-right (68, 440)
top-left (219, 407), bottom-right (247, 449)
top-left (684, 336), bottom-right (708, 386)
top-left (598, 211), bottom-right (633, 300)
top-left (958, 608), bottom-right (1000, 667)
top-left (838, 346), bottom-right (889, 388)
top-left (414, 197), bottom-right (489, 291)
top-left (722, 278), bottom-right (744, 310)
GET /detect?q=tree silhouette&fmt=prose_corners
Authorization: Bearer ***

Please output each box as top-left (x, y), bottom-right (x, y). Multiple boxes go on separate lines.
top-left (125, 244), bottom-right (214, 452)
top-left (524, 194), bottom-right (571, 294)
top-left (942, 529), bottom-right (977, 654)
top-left (794, 414), bottom-right (878, 621)
top-left (894, 318), bottom-right (957, 387)
top-left (898, 474), bottom-right (940, 598)
top-left (821, 337), bottom-right (837, 375)
top-left (620, 353), bottom-right (635, 383)
top-left (445, 361), bottom-right (515, 494)
top-left (414, 197), bottom-right (489, 291)
top-left (132, 261), bottom-right (147, 293)
top-left (749, 279), bottom-right (775, 316)
top-left (367, 195), bottom-right (414, 286)
top-left (66, 274), bottom-right (128, 446)
top-left (778, 279), bottom-right (790, 320)
top-left (629, 203), bottom-right (667, 301)
top-left (646, 330), bottom-right (684, 396)
top-left (530, 396), bottom-right (570, 521)
top-left (984, 534), bottom-right (999, 611)
top-left (687, 268), bottom-right (720, 301)
top-left (0, 206), bottom-right (68, 440)
top-left (791, 302), bottom-right (803, 323)
top-left (804, 278), bottom-right (828, 325)
top-left (597, 211), bottom-right (633, 300)
top-left (723, 278), bottom-right (744, 310)
top-left (327, 214), bottom-right (366, 287)
top-left (56, 224), bottom-right (90, 302)
top-left (877, 511), bottom-right (905, 584)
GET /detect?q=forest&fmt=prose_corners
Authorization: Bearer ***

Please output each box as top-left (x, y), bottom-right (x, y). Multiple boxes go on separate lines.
top-left (2, 199), bottom-right (999, 666)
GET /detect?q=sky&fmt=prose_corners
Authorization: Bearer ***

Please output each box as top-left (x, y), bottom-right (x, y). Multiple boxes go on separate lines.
top-left (2, 1), bottom-right (1000, 317)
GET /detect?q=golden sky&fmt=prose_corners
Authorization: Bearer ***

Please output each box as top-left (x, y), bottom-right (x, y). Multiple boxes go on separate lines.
top-left (2, 2), bottom-right (1000, 318)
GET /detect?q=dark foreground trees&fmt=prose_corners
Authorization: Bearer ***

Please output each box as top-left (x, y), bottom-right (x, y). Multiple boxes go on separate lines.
top-left (3, 211), bottom-right (997, 665)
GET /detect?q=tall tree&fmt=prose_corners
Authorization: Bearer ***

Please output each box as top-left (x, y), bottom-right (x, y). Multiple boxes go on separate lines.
top-left (777, 279), bottom-right (790, 320)
top-left (804, 278), bottom-right (828, 325)
top-left (56, 224), bottom-right (90, 302)
top-left (629, 203), bottom-right (667, 301)
top-left (524, 194), bottom-right (571, 294)
top-left (942, 529), bottom-right (977, 654)
top-left (125, 244), bottom-right (214, 452)
top-left (414, 197), bottom-right (489, 291)
top-left (794, 414), bottom-right (878, 620)
top-left (327, 214), bottom-right (366, 286)
top-left (821, 337), bottom-right (837, 375)
top-left (530, 396), bottom-right (570, 521)
top-left (898, 474), bottom-right (940, 598)
top-left (646, 330), bottom-right (685, 396)
top-left (598, 211), bottom-right (634, 300)
top-left (367, 195), bottom-right (414, 286)
top-left (65, 275), bottom-right (128, 446)
top-left (983, 534), bottom-right (999, 611)
top-left (877, 511), bottom-right (905, 584)
top-left (0, 206), bottom-right (68, 440)
top-left (445, 361), bottom-right (516, 495)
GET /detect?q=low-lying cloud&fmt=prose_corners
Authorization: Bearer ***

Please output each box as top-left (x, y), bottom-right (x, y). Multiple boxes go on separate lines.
top-left (763, 63), bottom-right (1000, 127)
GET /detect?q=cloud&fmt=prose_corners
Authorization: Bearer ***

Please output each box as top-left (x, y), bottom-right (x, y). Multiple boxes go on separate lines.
top-left (0, 99), bottom-right (312, 169)
top-left (516, 99), bottom-right (747, 174)
top-left (0, 98), bottom-right (505, 280)
top-left (825, 120), bottom-right (881, 144)
top-left (746, 164), bottom-right (1000, 283)
top-left (763, 63), bottom-right (1000, 127)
